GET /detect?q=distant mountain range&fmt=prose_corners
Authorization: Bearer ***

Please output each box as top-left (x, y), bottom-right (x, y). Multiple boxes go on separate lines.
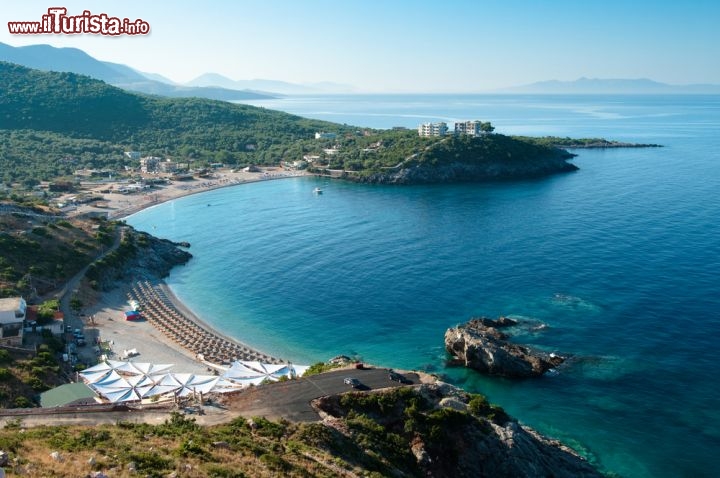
top-left (0, 42), bottom-right (274, 101)
top-left (499, 77), bottom-right (720, 94)
top-left (186, 73), bottom-right (357, 95)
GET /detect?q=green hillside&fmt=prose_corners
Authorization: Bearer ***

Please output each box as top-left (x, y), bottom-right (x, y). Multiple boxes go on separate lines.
top-left (0, 61), bottom-right (578, 187)
top-left (0, 62), bottom-right (349, 183)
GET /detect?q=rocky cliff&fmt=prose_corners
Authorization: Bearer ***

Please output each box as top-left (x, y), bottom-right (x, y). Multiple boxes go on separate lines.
top-left (314, 382), bottom-right (602, 477)
top-left (358, 157), bottom-right (578, 184)
top-left (445, 317), bottom-right (565, 377)
top-left (354, 134), bottom-right (578, 185)
top-left (87, 226), bottom-right (192, 291)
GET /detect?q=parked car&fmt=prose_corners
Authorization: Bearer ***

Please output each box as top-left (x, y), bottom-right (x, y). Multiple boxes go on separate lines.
top-left (388, 370), bottom-right (411, 384)
top-left (343, 377), bottom-right (361, 388)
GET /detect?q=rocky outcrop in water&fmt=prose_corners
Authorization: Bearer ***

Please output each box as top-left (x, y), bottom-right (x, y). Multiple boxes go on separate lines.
top-left (130, 231), bottom-right (192, 280)
top-left (89, 228), bottom-right (192, 290)
top-left (445, 317), bottom-right (565, 377)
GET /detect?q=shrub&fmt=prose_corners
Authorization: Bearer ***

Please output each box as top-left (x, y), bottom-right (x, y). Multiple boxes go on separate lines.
top-left (123, 451), bottom-right (172, 475)
top-left (27, 376), bottom-right (48, 392)
top-left (13, 396), bottom-right (32, 408)
top-left (155, 412), bottom-right (200, 437)
top-left (259, 453), bottom-right (291, 472)
top-left (0, 349), bottom-right (12, 363)
top-left (303, 361), bottom-right (341, 376)
top-left (175, 438), bottom-right (210, 460)
top-left (204, 464), bottom-right (247, 478)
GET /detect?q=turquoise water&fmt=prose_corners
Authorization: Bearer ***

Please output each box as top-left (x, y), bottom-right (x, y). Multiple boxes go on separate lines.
top-left (128, 95), bottom-right (720, 477)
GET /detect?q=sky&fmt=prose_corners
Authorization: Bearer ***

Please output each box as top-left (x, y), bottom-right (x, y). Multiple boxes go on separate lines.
top-left (2, 0), bottom-right (720, 92)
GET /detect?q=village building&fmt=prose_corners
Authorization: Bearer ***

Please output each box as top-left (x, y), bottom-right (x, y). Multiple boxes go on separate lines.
top-left (0, 297), bottom-right (26, 346)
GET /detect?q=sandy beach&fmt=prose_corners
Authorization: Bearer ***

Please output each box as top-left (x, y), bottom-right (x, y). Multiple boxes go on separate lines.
top-left (70, 168), bottom-right (310, 220)
top-left (71, 168), bottom-right (309, 374)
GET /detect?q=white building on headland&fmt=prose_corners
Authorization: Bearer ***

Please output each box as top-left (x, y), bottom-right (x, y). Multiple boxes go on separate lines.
top-left (315, 132), bottom-right (337, 140)
top-left (454, 120), bottom-right (482, 136)
top-left (418, 122), bottom-right (448, 137)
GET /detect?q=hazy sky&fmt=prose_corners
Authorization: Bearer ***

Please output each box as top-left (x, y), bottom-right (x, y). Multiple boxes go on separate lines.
top-left (3, 0), bottom-right (720, 92)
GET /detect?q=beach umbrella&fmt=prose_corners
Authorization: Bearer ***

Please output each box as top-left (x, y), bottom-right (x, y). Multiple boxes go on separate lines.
top-left (290, 364), bottom-right (310, 378)
top-left (103, 388), bottom-right (141, 403)
top-left (114, 361), bottom-right (174, 377)
top-left (136, 373), bottom-right (182, 398)
top-left (221, 360), bottom-right (302, 386)
top-left (89, 370), bottom-right (137, 403)
top-left (81, 361), bottom-right (113, 374)
top-left (79, 362), bottom-right (114, 384)
top-left (168, 373), bottom-right (220, 397)
top-left (92, 370), bottom-right (129, 388)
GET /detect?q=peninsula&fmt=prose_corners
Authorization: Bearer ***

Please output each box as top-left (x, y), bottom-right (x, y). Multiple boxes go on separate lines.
top-left (0, 61), bottom-right (587, 189)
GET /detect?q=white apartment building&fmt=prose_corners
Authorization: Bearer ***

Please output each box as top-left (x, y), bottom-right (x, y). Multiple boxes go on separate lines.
top-left (454, 120), bottom-right (482, 136)
top-left (418, 122), bottom-right (448, 137)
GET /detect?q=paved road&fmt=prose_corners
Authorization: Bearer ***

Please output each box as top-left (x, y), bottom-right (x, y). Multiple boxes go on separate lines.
top-left (226, 367), bottom-right (421, 422)
top-left (0, 367), bottom-right (422, 427)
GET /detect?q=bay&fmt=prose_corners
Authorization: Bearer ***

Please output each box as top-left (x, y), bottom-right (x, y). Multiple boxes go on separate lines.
top-left (127, 94), bottom-right (720, 477)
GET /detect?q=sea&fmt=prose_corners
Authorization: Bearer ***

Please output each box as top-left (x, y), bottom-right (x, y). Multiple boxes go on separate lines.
top-left (126, 94), bottom-right (720, 477)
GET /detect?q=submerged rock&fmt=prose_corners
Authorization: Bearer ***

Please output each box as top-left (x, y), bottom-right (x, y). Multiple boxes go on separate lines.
top-left (445, 317), bottom-right (565, 377)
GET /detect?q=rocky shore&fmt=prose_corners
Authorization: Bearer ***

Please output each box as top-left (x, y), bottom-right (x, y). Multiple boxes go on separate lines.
top-left (314, 382), bottom-right (602, 477)
top-left (357, 158), bottom-right (578, 184)
top-left (445, 317), bottom-right (566, 378)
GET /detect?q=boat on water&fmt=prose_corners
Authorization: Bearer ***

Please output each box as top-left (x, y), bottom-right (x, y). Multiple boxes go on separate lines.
top-left (313, 187), bottom-right (323, 194)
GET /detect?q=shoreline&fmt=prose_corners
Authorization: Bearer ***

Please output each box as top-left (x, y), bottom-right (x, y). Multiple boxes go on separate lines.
top-left (68, 168), bottom-right (311, 221)
top-left (77, 168), bottom-right (310, 373)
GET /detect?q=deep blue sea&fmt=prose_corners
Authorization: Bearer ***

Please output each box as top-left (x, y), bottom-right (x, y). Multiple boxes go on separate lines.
top-left (127, 94), bottom-right (720, 477)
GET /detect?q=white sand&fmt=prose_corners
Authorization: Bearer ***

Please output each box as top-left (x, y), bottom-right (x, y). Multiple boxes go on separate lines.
top-left (73, 168), bottom-right (308, 374)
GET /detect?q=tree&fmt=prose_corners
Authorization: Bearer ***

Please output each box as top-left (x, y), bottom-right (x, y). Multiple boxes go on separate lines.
top-left (480, 122), bottom-right (495, 133)
top-left (36, 299), bottom-right (59, 325)
top-left (70, 295), bottom-right (83, 314)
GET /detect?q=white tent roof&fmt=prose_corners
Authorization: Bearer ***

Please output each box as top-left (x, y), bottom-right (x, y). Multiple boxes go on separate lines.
top-left (222, 360), bottom-right (309, 385)
top-left (80, 359), bottom-right (308, 402)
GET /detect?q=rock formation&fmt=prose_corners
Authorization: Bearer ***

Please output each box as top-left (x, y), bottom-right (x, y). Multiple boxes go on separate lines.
top-left (357, 157), bottom-right (578, 184)
top-left (314, 382), bottom-right (602, 477)
top-left (445, 317), bottom-right (565, 377)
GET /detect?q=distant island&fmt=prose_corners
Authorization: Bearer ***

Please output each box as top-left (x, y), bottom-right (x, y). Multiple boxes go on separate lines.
top-left (497, 77), bottom-right (720, 95)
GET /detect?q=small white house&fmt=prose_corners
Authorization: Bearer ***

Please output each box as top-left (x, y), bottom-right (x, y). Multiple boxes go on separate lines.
top-left (0, 297), bottom-right (26, 346)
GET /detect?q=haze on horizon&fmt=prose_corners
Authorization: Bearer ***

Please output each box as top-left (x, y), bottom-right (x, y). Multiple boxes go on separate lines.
top-left (2, 0), bottom-right (719, 93)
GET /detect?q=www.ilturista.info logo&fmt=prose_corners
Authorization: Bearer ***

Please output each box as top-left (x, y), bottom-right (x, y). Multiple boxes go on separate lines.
top-left (8, 7), bottom-right (150, 35)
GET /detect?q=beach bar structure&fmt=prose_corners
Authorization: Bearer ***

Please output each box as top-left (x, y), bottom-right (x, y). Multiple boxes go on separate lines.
top-left (79, 359), bottom-right (309, 403)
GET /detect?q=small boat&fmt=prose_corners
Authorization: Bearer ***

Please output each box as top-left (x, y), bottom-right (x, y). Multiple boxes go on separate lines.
top-left (313, 187), bottom-right (323, 194)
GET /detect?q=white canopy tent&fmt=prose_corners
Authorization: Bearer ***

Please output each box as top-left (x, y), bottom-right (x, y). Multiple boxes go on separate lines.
top-left (222, 361), bottom-right (309, 386)
top-left (79, 359), bottom-right (309, 403)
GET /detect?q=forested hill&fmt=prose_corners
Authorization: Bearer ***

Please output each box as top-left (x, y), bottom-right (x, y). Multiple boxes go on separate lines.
top-left (1, 62), bottom-right (578, 185)
top-left (0, 61), bottom-right (348, 167)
